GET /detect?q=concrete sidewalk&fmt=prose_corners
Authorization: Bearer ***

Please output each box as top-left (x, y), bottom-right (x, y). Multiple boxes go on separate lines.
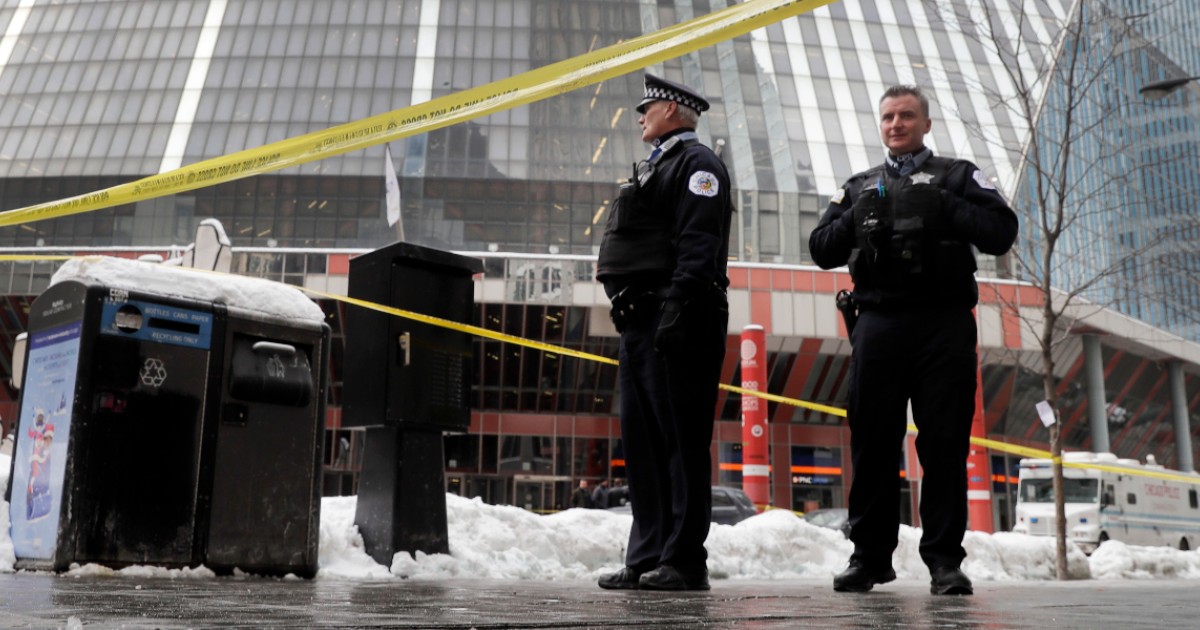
top-left (0, 573), bottom-right (1191, 628)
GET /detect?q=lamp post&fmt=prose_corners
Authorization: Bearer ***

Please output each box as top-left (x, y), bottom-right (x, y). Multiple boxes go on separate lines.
top-left (1139, 76), bottom-right (1200, 100)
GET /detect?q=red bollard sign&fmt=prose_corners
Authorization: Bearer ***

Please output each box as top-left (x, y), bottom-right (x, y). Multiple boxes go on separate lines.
top-left (967, 358), bottom-right (994, 532)
top-left (740, 325), bottom-right (770, 511)
top-left (967, 312), bottom-right (994, 532)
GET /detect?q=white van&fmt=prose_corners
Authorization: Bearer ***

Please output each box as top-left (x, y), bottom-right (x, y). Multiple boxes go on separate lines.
top-left (1012, 451), bottom-right (1200, 554)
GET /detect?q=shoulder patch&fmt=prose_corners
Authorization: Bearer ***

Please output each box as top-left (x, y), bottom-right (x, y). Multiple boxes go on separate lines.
top-left (831, 187), bottom-right (846, 205)
top-left (688, 171), bottom-right (719, 197)
top-left (972, 169), bottom-right (997, 190)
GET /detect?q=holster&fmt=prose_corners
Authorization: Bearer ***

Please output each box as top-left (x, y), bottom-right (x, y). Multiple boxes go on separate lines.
top-left (836, 290), bottom-right (859, 339)
top-left (610, 286), bottom-right (669, 333)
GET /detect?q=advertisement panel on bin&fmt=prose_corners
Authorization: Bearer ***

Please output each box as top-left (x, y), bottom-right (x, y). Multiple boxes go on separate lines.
top-left (9, 321), bottom-right (82, 560)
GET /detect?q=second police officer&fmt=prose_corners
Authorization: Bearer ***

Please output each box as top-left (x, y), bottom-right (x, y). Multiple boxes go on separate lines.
top-left (808, 85), bottom-right (1018, 596)
top-left (595, 73), bottom-right (733, 591)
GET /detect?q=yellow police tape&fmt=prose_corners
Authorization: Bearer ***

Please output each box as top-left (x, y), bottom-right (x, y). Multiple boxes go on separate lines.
top-left (962, 433), bottom-right (1200, 485)
top-left (306, 283), bottom-right (1151, 479)
top-left (971, 435), bottom-right (1054, 460)
top-left (301, 286), bottom-right (621, 367)
top-left (1063, 461), bottom-right (1200, 484)
top-left (301, 286), bottom-right (847, 417)
top-left (298, 287), bottom-right (1200, 487)
top-left (10, 253), bottom-right (1192, 484)
top-left (0, 0), bottom-right (835, 227)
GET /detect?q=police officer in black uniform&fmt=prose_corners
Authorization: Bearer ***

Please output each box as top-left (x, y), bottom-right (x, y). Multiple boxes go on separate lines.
top-left (595, 73), bottom-right (733, 591)
top-left (808, 85), bottom-right (1017, 596)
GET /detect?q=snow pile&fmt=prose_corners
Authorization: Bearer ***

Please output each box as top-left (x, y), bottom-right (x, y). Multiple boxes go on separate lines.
top-left (51, 256), bottom-right (323, 323)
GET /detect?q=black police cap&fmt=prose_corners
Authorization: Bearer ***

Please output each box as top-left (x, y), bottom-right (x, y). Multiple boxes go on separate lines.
top-left (636, 73), bottom-right (710, 114)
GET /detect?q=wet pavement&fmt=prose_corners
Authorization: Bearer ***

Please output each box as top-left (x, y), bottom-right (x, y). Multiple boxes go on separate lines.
top-left (0, 573), bottom-right (1193, 629)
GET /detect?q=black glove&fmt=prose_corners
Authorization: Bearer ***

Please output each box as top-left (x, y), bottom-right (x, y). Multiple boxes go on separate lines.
top-left (850, 187), bottom-right (883, 218)
top-left (609, 287), bottom-right (633, 333)
top-left (938, 187), bottom-right (962, 227)
top-left (654, 298), bottom-right (687, 354)
top-left (609, 307), bottom-right (628, 331)
top-left (610, 307), bottom-right (627, 333)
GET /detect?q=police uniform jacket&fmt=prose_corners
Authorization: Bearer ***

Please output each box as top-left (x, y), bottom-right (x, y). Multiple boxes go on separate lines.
top-left (808, 150), bottom-right (1017, 310)
top-left (597, 128), bottom-right (732, 304)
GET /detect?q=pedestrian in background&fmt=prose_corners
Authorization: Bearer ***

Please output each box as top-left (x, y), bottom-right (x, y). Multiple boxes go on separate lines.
top-left (591, 479), bottom-right (611, 509)
top-left (595, 73), bottom-right (733, 591)
top-left (571, 479), bottom-right (593, 509)
top-left (808, 84), bottom-right (1017, 596)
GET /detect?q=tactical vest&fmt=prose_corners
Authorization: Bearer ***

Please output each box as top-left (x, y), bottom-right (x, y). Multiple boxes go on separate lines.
top-left (596, 135), bottom-right (697, 283)
top-left (848, 157), bottom-right (976, 294)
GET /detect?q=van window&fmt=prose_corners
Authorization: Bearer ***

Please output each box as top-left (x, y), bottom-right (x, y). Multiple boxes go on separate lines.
top-left (1190, 489), bottom-right (1198, 509)
top-left (1126, 493), bottom-right (1137, 505)
top-left (1019, 478), bottom-right (1098, 503)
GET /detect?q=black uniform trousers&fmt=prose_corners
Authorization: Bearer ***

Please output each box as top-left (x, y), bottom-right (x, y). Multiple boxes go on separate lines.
top-left (846, 307), bottom-right (977, 571)
top-left (618, 294), bottom-right (727, 575)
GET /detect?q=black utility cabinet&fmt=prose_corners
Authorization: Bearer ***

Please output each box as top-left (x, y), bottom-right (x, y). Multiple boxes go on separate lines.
top-left (342, 242), bottom-right (481, 564)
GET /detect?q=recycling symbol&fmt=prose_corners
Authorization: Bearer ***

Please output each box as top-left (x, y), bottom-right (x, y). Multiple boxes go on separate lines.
top-left (266, 355), bottom-right (285, 378)
top-left (140, 358), bottom-right (167, 387)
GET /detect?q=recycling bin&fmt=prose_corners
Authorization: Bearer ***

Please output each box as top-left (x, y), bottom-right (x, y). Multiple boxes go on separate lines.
top-left (342, 242), bottom-right (481, 563)
top-left (5, 258), bottom-right (329, 577)
top-left (205, 312), bottom-right (328, 577)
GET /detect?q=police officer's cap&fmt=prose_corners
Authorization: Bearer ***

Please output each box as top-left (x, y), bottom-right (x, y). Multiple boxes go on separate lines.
top-left (636, 73), bottom-right (710, 114)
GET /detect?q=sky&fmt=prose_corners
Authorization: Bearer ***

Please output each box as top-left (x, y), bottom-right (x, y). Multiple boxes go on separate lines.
top-left (4, 257), bottom-right (1200, 582)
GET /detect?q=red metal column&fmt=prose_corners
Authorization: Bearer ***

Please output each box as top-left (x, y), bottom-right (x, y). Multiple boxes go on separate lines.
top-left (967, 320), bottom-right (994, 533)
top-left (740, 325), bottom-right (770, 511)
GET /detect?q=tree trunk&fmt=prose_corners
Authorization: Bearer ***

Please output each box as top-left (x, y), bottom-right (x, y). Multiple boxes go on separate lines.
top-left (1051, 422), bottom-right (1067, 579)
top-left (1042, 303), bottom-right (1068, 580)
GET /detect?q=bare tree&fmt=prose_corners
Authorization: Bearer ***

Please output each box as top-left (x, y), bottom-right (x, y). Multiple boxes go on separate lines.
top-left (923, 0), bottom-right (1188, 579)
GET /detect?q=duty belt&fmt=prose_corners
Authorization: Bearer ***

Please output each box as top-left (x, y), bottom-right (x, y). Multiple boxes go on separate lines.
top-left (609, 285), bottom-right (669, 333)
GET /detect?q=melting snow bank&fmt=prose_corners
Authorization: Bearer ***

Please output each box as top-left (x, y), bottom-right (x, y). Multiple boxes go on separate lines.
top-left (51, 255), bottom-right (324, 324)
top-left (4, 481), bottom-right (1200, 581)
top-left (320, 494), bottom-right (1200, 582)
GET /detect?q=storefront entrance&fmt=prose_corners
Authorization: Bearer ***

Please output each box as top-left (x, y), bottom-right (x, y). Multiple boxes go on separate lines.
top-left (513, 475), bottom-right (570, 513)
top-left (792, 484), bottom-right (837, 513)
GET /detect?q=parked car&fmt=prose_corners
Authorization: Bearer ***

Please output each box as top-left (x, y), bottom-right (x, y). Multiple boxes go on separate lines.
top-left (710, 486), bottom-right (759, 525)
top-left (804, 507), bottom-right (851, 538)
top-left (605, 485), bottom-right (758, 525)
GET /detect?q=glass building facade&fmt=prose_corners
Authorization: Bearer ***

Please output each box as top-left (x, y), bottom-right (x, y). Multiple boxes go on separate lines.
top-left (1001, 0), bottom-right (1200, 342)
top-left (1, 0), bottom-right (1198, 518)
